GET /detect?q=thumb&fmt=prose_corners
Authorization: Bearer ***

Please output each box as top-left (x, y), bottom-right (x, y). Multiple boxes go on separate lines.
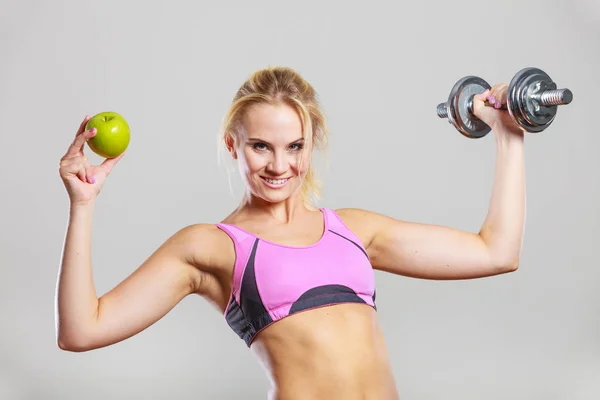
top-left (473, 89), bottom-right (490, 102)
top-left (100, 151), bottom-right (126, 175)
top-left (471, 91), bottom-right (496, 124)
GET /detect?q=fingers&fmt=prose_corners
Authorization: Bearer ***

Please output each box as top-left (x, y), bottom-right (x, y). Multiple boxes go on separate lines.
top-left (475, 84), bottom-right (508, 110)
top-left (85, 163), bottom-right (95, 184)
top-left (488, 84), bottom-right (508, 109)
top-left (499, 85), bottom-right (508, 105)
top-left (64, 126), bottom-right (97, 159)
top-left (100, 151), bottom-right (126, 176)
top-left (62, 115), bottom-right (94, 159)
top-left (59, 155), bottom-right (91, 184)
top-left (75, 115), bottom-right (91, 138)
top-left (77, 167), bottom-right (87, 184)
top-left (60, 116), bottom-right (125, 185)
top-left (474, 89), bottom-right (491, 102)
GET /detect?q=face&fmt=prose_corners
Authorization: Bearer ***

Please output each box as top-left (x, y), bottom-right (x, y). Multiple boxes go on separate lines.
top-left (229, 103), bottom-right (311, 204)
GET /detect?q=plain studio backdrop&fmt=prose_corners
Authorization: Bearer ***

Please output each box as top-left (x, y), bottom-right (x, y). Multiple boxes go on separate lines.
top-left (1, 0), bottom-right (599, 399)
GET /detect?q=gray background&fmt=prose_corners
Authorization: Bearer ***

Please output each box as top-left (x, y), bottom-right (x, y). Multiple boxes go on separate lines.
top-left (1, 0), bottom-right (598, 398)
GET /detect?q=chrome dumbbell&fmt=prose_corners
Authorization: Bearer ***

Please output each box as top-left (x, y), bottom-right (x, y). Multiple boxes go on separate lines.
top-left (437, 67), bottom-right (573, 138)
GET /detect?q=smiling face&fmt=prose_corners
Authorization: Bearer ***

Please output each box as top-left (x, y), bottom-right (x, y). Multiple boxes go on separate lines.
top-left (230, 102), bottom-right (311, 205)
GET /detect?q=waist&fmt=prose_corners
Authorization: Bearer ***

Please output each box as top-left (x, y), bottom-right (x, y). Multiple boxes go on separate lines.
top-left (250, 303), bottom-right (399, 400)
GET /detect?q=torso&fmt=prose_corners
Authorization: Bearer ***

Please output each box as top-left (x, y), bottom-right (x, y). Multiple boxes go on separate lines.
top-left (193, 207), bottom-right (399, 400)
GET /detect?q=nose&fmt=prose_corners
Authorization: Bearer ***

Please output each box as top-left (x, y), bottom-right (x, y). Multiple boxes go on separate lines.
top-left (266, 151), bottom-right (287, 176)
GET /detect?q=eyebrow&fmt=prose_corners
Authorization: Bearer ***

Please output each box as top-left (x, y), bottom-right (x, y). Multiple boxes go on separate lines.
top-left (246, 137), bottom-right (304, 145)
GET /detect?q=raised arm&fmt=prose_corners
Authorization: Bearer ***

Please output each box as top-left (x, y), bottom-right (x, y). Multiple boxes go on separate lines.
top-left (337, 83), bottom-right (525, 280)
top-left (56, 209), bottom-right (213, 351)
top-left (55, 116), bottom-right (228, 352)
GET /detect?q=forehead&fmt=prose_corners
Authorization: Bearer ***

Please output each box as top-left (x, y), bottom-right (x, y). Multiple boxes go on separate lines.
top-left (241, 103), bottom-right (303, 141)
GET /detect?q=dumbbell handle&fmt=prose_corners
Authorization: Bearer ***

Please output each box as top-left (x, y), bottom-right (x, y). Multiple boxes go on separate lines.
top-left (436, 88), bottom-right (572, 119)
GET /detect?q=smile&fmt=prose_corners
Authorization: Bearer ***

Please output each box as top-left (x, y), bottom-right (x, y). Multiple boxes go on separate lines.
top-left (261, 177), bottom-right (290, 187)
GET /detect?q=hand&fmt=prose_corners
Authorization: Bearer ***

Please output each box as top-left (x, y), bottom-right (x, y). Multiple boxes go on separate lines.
top-left (59, 115), bottom-right (125, 205)
top-left (472, 84), bottom-right (524, 138)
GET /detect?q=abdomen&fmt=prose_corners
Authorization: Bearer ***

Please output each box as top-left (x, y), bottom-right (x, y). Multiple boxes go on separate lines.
top-left (250, 303), bottom-right (399, 400)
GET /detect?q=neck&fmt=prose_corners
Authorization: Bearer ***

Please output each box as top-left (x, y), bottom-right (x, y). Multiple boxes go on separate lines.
top-left (237, 192), bottom-right (316, 224)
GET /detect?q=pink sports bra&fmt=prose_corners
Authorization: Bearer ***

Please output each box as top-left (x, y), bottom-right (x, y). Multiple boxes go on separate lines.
top-left (216, 208), bottom-right (377, 347)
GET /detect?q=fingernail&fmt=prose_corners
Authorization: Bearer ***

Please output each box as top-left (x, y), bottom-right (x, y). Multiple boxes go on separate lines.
top-left (490, 96), bottom-right (495, 103)
top-left (495, 102), bottom-right (500, 108)
top-left (90, 176), bottom-right (96, 184)
top-left (90, 128), bottom-right (96, 133)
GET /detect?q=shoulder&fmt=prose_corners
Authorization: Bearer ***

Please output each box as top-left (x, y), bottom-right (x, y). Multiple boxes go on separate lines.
top-left (332, 208), bottom-right (391, 249)
top-left (334, 207), bottom-right (389, 227)
top-left (334, 207), bottom-right (375, 220)
top-left (165, 223), bottom-right (230, 250)
top-left (166, 223), bottom-right (235, 274)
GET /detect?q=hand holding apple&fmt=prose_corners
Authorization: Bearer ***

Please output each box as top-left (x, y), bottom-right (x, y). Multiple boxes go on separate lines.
top-left (85, 112), bottom-right (130, 158)
top-left (59, 115), bottom-right (126, 205)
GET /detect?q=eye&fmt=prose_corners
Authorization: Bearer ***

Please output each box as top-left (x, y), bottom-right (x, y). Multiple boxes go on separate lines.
top-left (289, 143), bottom-right (304, 151)
top-left (252, 142), bottom-right (268, 151)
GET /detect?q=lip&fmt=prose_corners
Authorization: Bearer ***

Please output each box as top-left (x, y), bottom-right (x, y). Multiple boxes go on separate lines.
top-left (260, 176), bottom-right (291, 189)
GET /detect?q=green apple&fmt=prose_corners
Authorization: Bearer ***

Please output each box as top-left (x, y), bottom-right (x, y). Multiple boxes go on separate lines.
top-left (85, 112), bottom-right (130, 158)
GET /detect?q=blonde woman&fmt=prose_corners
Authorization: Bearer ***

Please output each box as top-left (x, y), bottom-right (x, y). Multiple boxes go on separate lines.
top-left (56, 67), bottom-right (525, 399)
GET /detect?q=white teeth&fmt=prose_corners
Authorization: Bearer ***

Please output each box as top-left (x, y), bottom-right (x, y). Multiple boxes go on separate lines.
top-left (264, 178), bottom-right (288, 185)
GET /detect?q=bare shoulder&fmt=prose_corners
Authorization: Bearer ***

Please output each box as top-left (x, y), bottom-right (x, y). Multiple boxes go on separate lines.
top-left (333, 208), bottom-right (391, 249)
top-left (334, 207), bottom-right (390, 224)
top-left (170, 223), bottom-right (235, 274)
top-left (166, 223), bottom-right (235, 311)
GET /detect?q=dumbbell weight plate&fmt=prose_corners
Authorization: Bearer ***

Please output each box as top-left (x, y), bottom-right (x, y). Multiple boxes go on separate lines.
top-left (507, 67), bottom-right (557, 133)
top-left (447, 76), bottom-right (492, 138)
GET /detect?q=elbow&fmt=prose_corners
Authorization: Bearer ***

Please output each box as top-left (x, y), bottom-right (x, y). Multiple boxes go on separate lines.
top-left (57, 339), bottom-right (93, 353)
top-left (495, 257), bottom-right (520, 274)
top-left (57, 340), bottom-right (81, 353)
top-left (57, 333), bottom-right (95, 353)
top-left (484, 243), bottom-right (520, 275)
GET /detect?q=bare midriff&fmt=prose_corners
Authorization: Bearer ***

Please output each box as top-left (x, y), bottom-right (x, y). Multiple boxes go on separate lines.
top-left (250, 303), bottom-right (399, 400)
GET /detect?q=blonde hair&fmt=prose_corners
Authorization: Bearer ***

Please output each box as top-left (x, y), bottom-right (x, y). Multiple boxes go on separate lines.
top-left (218, 66), bottom-right (329, 204)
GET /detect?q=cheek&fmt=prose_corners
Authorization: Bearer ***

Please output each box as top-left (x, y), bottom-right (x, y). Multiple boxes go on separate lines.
top-left (294, 151), bottom-right (311, 173)
top-left (239, 150), bottom-right (263, 174)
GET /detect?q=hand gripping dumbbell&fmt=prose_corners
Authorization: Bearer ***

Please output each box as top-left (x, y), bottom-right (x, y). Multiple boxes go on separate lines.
top-left (436, 67), bottom-right (573, 138)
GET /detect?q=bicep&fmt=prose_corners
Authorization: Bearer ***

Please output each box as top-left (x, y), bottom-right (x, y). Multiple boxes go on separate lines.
top-left (339, 209), bottom-right (512, 280)
top-left (369, 218), bottom-right (505, 279)
top-left (86, 226), bottom-right (210, 350)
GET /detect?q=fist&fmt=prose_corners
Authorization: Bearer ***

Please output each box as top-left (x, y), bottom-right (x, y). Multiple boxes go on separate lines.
top-left (472, 84), bottom-right (523, 134)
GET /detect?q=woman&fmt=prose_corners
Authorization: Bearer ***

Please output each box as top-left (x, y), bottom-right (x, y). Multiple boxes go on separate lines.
top-left (56, 67), bottom-right (525, 399)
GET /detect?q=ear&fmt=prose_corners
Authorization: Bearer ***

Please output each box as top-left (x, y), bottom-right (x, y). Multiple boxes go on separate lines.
top-left (225, 133), bottom-right (238, 160)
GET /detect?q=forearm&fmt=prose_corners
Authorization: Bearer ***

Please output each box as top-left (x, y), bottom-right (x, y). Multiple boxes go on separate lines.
top-left (478, 130), bottom-right (526, 268)
top-left (55, 201), bottom-right (100, 347)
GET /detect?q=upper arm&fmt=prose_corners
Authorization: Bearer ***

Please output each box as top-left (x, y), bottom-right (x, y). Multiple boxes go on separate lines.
top-left (82, 224), bottom-right (229, 351)
top-left (336, 208), bottom-right (517, 280)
